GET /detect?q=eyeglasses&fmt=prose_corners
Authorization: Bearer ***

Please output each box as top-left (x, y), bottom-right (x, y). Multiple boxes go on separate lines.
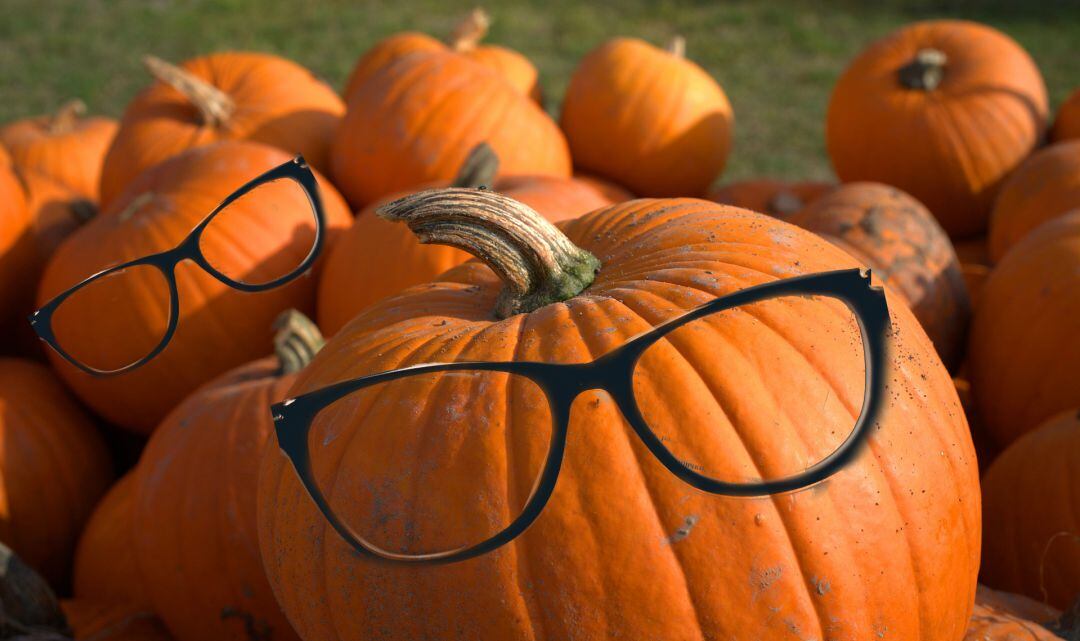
top-left (29, 157), bottom-right (326, 377)
top-left (271, 267), bottom-right (891, 565)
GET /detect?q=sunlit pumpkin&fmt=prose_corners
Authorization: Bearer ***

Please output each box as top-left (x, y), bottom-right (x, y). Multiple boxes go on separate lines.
top-left (1050, 87), bottom-right (1080, 143)
top-left (707, 179), bottom-right (834, 221)
top-left (73, 473), bottom-right (147, 606)
top-left (0, 163), bottom-right (34, 339)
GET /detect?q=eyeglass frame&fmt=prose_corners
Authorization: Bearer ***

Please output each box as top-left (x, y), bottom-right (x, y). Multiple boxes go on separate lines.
top-left (29, 156), bottom-right (326, 377)
top-left (270, 267), bottom-right (891, 565)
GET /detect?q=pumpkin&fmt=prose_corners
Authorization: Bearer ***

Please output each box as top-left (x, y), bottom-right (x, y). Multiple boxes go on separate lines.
top-left (0, 100), bottom-right (117, 202)
top-left (826, 20), bottom-right (1048, 239)
top-left (62, 601), bottom-right (174, 641)
top-left (330, 48), bottom-right (569, 207)
top-left (37, 140), bottom-right (351, 433)
top-left (72, 473), bottom-right (147, 606)
top-left (132, 311), bottom-right (320, 641)
top-left (260, 190), bottom-right (979, 640)
top-left (966, 586), bottom-right (1064, 641)
top-left (954, 236), bottom-right (991, 311)
top-left (981, 409), bottom-right (1080, 611)
top-left (954, 377), bottom-right (997, 474)
top-left (99, 52), bottom-right (343, 207)
top-left (707, 179), bottom-right (834, 221)
top-left (789, 182), bottom-right (970, 370)
top-left (968, 211), bottom-right (1080, 447)
top-left (561, 36), bottom-right (733, 198)
top-left (0, 141), bottom-right (10, 166)
top-left (988, 140), bottom-right (1080, 262)
top-left (0, 162), bottom-right (34, 335)
top-left (343, 8), bottom-right (541, 104)
top-left (1051, 88), bottom-right (1080, 143)
top-left (0, 358), bottom-right (112, 588)
top-left (317, 144), bottom-right (630, 335)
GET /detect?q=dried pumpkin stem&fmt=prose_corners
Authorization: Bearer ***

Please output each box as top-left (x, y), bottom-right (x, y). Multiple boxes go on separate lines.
top-left (666, 35), bottom-right (686, 59)
top-left (898, 48), bottom-right (947, 91)
top-left (273, 310), bottom-right (325, 375)
top-left (0, 543), bottom-right (70, 638)
top-left (143, 55), bottom-right (235, 127)
top-left (448, 7), bottom-right (490, 52)
top-left (451, 142), bottom-right (500, 188)
top-left (378, 188), bottom-right (601, 318)
top-left (48, 99), bottom-right (86, 135)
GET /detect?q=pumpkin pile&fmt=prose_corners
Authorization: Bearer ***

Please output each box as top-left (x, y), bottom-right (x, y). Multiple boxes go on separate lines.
top-left (0, 10), bottom-right (1076, 641)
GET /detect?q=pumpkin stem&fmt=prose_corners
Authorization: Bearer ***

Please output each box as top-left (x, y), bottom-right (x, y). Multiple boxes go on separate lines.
top-left (898, 48), bottom-right (947, 91)
top-left (69, 199), bottom-right (98, 224)
top-left (143, 55), bottom-right (235, 127)
top-left (666, 35), bottom-right (686, 59)
top-left (116, 191), bottom-right (156, 222)
top-left (451, 142), bottom-right (500, 188)
top-left (378, 189), bottom-right (600, 318)
top-left (273, 310), bottom-right (325, 375)
top-left (47, 99), bottom-right (86, 135)
top-left (0, 543), bottom-right (71, 638)
top-left (448, 7), bottom-right (490, 52)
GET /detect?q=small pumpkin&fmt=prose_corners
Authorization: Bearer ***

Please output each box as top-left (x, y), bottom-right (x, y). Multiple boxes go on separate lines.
top-left (38, 141), bottom-right (351, 433)
top-left (966, 586), bottom-right (1064, 641)
top-left (968, 211), bottom-right (1080, 447)
top-left (790, 182), bottom-right (970, 370)
top-left (826, 20), bottom-right (1048, 238)
top-left (988, 140), bottom-right (1080, 262)
top-left (0, 358), bottom-right (112, 588)
top-left (61, 600), bottom-right (174, 641)
top-left (1051, 88), bottom-right (1080, 143)
top-left (561, 36), bottom-right (733, 197)
top-left (707, 179), bottom-right (834, 221)
top-left (981, 409), bottom-right (1080, 611)
top-left (99, 52), bottom-right (343, 207)
top-left (132, 311), bottom-right (320, 641)
top-left (72, 473), bottom-right (147, 607)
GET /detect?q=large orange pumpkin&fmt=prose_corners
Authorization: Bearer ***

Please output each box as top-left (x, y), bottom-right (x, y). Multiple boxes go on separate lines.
top-left (966, 586), bottom-right (1064, 641)
top-left (132, 311), bottom-right (320, 641)
top-left (62, 600), bottom-right (174, 641)
top-left (988, 140), bottom-right (1080, 262)
top-left (0, 358), bottom-right (112, 588)
top-left (72, 473), bottom-right (146, 606)
top-left (99, 52), bottom-right (343, 207)
top-left (260, 191), bottom-right (980, 641)
top-left (968, 211), bottom-right (1080, 447)
top-left (0, 163), bottom-right (34, 336)
top-left (331, 49), bottom-right (569, 207)
top-left (37, 141), bottom-right (351, 433)
top-left (1051, 87), bottom-right (1080, 143)
top-left (0, 100), bottom-right (117, 201)
top-left (826, 20), bottom-right (1048, 239)
top-left (707, 179), bottom-right (834, 221)
top-left (561, 36), bottom-right (733, 198)
top-left (343, 8), bottom-right (541, 104)
top-left (790, 182), bottom-right (970, 370)
top-left (981, 409), bottom-right (1080, 611)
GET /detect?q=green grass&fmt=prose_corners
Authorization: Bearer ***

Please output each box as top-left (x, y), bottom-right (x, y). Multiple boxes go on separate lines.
top-left (1, 0), bottom-right (1077, 182)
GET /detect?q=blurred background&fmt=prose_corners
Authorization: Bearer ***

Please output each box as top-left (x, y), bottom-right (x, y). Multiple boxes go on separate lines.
top-left (2, 0), bottom-right (1077, 181)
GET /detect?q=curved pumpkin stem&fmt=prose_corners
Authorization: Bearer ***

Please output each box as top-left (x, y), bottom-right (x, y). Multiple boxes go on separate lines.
top-left (451, 142), bottom-right (500, 189)
top-left (898, 48), bottom-right (947, 91)
top-left (666, 35), bottom-right (686, 59)
top-left (378, 188), bottom-right (601, 318)
top-left (448, 7), bottom-right (490, 52)
top-left (143, 55), bottom-right (235, 127)
top-left (48, 99), bottom-right (86, 135)
top-left (0, 543), bottom-right (70, 638)
top-left (273, 310), bottom-right (325, 375)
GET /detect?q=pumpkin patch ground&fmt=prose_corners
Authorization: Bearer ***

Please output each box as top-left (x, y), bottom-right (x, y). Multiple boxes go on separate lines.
top-left (1, 4), bottom-right (1078, 641)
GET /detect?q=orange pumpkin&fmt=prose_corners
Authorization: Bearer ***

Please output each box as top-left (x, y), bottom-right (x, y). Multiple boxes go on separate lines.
top-left (260, 192), bottom-right (979, 641)
top-left (99, 52), bottom-right (343, 207)
top-left (561, 36), bottom-right (733, 197)
top-left (1050, 87), bottom-right (1080, 143)
top-left (953, 376), bottom-right (997, 474)
top-left (343, 8), bottom-right (541, 104)
top-left (132, 311), bottom-right (319, 641)
top-left (827, 20), bottom-right (1048, 239)
top-left (0, 100), bottom-right (117, 201)
top-left (707, 179), bottom-right (834, 221)
top-left (988, 140), bottom-right (1080, 262)
top-left (62, 600), bottom-right (174, 641)
top-left (331, 49), bottom-right (568, 207)
top-left (0, 163), bottom-right (34, 335)
top-left (968, 211), bottom-right (1080, 447)
top-left (966, 586), bottom-right (1064, 641)
top-left (0, 358), bottom-right (112, 588)
top-left (0, 142), bottom-right (10, 166)
top-left (954, 236), bottom-right (991, 311)
top-left (38, 140), bottom-right (351, 433)
top-left (73, 473), bottom-right (146, 606)
top-left (790, 182), bottom-right (970, 370)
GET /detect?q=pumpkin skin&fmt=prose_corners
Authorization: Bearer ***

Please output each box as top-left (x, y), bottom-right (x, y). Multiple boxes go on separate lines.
top-left (968, 211), bottom-right (1080, 447)
top-left (0, 358), bottom-right (112, 588)
top-left (316, 174), bottom-right (630, 335)
top-left (988, 140), bottom-right (1080, 262)
top-left (790, 182), bottom-right (970, 370)
top-left (73, 473), bottom-right (147, 606)
top-left (331, 50), bottom-right (569, 207)
top-left (61, 600), bottom-right (174, 641)
top-left (37, 141), bottom-right (351, 433)
top-left (954, 236), bottom-right (991, 311)
top-left (980, 409), bottom-right (1080, 611)
top-left (0, 163), bottom-right (34, 335)
top-left (260, 199), bottom-right (980, 641)
top-left (826, 20), bottom-right (1048, 239)
top-left (0, 142), bottom-right (10, 166)
top-left (561, 38), bottom-right (733, 198)
top-left (0, 102), bottom-right (117, 201)
top-left (966, 589), bottom-right (1063, 641)
top-left (707, 179), bottom-right (834, 221)
top-left (1050, 88), bottom-right (1080, 143)
top-left (100, 52), bottom-right (344, 207)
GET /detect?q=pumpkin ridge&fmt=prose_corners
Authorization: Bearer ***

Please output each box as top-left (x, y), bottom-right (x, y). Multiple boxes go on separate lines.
top-left (432, 77), bottom-right (511, 180)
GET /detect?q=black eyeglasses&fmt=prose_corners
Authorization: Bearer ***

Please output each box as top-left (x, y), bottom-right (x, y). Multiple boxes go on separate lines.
top-left (271, 267), bottom-right (891, 565)
top-left (29, 156), bottom-right (326, 376)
